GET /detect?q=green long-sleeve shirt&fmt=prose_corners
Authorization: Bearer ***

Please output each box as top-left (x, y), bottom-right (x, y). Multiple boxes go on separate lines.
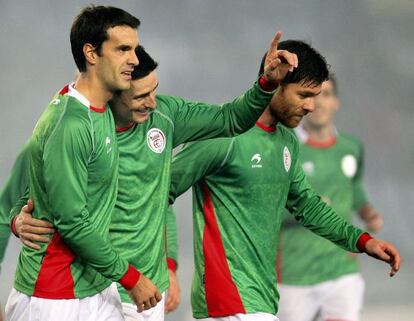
top-left (0, 143), bottom-right (30, 272)
top-left (10, 85), bottom-right (128, 299)
top-left (111, 80), bottom-right (275, 304)
top-left (168, 123), bottom-right (366, 318)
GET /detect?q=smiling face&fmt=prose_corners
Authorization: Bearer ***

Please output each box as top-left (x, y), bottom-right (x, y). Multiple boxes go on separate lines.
top-left (94, 25), bottom-right (140, 92)
top-left (303, 79), bottom-right (339, 129)
top-left (269, 82), bottom-right (322, 128)
top-left (112, 71), bottom-right (158, 124)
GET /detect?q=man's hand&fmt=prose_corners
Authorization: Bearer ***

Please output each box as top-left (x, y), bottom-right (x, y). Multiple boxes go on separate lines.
top-left (359, 205), bottom-right (383, 233)
top-left (263, 31), bottom-right (298, 84)
top-left (128, 274), bottom-right (162, 312)
top-left (365, 239), bottom-right (401, 277)
top-left (14, 199), bottom-right (54, 250)
top-left (165, 269), bottom-right (181, 313)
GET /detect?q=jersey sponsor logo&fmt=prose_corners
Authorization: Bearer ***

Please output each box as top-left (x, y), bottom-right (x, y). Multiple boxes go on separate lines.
top-left (147, 128), bottom-right (166, 154)
top-left (341, 154), bottom-right (357, 178)
top-left (105, 136), bottom-right (112, 154)
top-left (302, 161), bottom-right (314, 175)
top-left (283, 146), bottom-right (291, 172)
top-left (251, 153), bottom-right (262, 168)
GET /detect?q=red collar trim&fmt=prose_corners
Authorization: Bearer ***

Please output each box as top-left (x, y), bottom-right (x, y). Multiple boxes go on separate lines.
top-left (306, 136), bottom-right (337, 148)
top-left (89, 105), bottom-right (106, 113)
top-left (59, 85), bottom-right (69, 95)
top-left (116, 123), bottom-right (135, 132)
top-left (256, 121), bottom-right (276, 132)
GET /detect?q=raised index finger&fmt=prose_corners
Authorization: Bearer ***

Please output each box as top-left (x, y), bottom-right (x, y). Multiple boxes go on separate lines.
top-left (267, 31), bottom-right (282, 56)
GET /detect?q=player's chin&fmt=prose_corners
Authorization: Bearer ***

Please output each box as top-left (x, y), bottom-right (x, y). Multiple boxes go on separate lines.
top-left (283, 116), bottom-right (302, 128)
top-left (132, 113), bottom-right (150, 124)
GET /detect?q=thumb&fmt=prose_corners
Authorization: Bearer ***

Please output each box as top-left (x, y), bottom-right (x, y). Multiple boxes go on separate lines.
top-left (26, 199), bottom-right (34, 213)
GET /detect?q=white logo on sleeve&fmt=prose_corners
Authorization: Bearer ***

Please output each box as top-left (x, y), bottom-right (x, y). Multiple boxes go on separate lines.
top-left (147, 128), bottom-right (166, 154)
top-left (251, 153), bottom-right (262, 168)
top-left (341, 154), bottom-right (357, 177)
top-left (283, 146), bottom-right (291, 172)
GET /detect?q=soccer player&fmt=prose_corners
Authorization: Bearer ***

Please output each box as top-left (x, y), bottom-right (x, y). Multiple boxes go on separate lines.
top-left (276, 75), bottom-right (383, 321)
top-left (166, 41), bottom-right (401, 321)
top-left (4, 6), bottom-right (159, 321)
top-left (9, 32), bottom-right (296, 321)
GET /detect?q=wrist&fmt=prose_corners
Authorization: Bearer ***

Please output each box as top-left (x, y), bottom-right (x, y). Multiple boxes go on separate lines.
top-left (119, 264), bottom-right (141, 290)
top-left (258, 75), bottom-right (279, 92)
top-left (167, 257), bottom-right (177, 273)
top-left (356, 232), bottom-right (373, 253)
top-left (11, 216), bottom-right (18, 237)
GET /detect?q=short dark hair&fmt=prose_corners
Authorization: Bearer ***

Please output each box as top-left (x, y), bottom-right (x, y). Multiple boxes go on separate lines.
top-left (258, 40), bottom-right (329, 87)
top-left (131, 46), bottom-right (158, 80)
top-left (70, 5), bottom-right (140, 72)
top-left (328, 73), bottom-right (338, 96)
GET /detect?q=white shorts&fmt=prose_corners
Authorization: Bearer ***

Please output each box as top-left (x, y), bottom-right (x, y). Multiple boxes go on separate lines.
top-left (198, 312), bottom-right (279, 321)
top-left (122, 292), bottom-right (166, 321)
top-left (277, 273), bottom-right (365, 321)
top-left (5, 283), bottom-right (125, 321)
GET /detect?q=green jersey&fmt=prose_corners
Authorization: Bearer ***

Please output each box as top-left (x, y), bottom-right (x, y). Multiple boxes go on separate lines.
top-left (168, 123), bottom-right (366, 318)
top-left (277, 127), bottom-right (368, 285)
top-left (166, 206), bottom-right (178, 271)
top-left (0, 143), bottom-right (30, 272)
top-left (10, 85), bottom-right (135, 299)
top-left (110, 81), bottom-right (275, 304)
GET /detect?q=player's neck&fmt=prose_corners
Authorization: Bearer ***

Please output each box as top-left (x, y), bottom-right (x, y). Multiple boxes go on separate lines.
top-left (257, 107), bottom-right (278, 127)
top-left (74, 73), bottom-right (113, 108)
top-left (303, 122), bottom-right (335, 142)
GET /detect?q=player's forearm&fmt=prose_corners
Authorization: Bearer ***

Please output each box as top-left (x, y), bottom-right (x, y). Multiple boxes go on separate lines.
top-left (57, 219), bottom-right (140, 288)
top-left (0, 224), bottom-right (11, 265)
top-left (295, 195), bottom-right (366, 253)
top-left (218, 78), bottom-right (277, 136)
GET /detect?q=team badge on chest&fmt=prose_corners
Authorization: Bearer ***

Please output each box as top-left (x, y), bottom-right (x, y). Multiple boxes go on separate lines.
top-left (147, 128), bottom-right (166, 153)
top-left (341, 154), bottom-right (357, 178)
top-left (283, 146), bottom-right (291, 172)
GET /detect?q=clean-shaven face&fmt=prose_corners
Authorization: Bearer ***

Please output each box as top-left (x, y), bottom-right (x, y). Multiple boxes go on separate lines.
top-left (304, 80), bottom-right (339, 129)
top-left (113, 71), bottom-right (158, 124)
top-left (95, 25), bottom-right (140, 92)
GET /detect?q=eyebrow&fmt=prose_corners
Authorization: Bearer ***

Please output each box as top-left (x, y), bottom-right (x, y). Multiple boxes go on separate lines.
top-left (116, 44), bottom-right (133, 51)
top-left (132, 82), bottom-right (159, 99)
top-left (299, 90), bottom-right (321, 97)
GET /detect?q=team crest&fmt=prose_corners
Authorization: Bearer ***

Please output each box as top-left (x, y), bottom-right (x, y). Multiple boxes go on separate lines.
top-left (283, 146), bottom-right (291, 172)
top-left (147, 128), bottom-right (166, 154)
top-left (302, 161), bottom-right (314, 175)
top-left (341, 154), bottom-right (357, 178)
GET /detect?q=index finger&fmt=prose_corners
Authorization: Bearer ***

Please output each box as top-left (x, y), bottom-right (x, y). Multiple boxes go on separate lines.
top-left (267, 31), bottom-right (282, 56)
top-left (27, 217), bottom-right (54, 228)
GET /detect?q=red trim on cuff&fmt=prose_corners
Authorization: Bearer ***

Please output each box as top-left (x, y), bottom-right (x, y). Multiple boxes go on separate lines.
top-left (11, 216), bottom-right (18, 237)
top-left (167, 258), bottom-right (177, 272)
top-left (356, 233), bottom-right (373, 252)
top-left (258, 75), bottom-right (279, 92)
top-left (119, 264), bottom-right (141, 290)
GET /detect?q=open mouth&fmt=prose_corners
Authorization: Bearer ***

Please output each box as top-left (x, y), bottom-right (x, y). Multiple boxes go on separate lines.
top-left (121, 71), bottom-right (132, 80)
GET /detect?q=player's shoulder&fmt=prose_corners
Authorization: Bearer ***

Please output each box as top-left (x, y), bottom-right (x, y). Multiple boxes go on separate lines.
top-left (278, 123), bottom-right (300, 146)
top-left (156, 94), bottom-right (184, 111)
top-left (337, 131), bottom-right (364, 149)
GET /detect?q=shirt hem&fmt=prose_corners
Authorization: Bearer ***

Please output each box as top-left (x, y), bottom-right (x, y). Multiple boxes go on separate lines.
top-left (14, 279), bottom-right (111, 299)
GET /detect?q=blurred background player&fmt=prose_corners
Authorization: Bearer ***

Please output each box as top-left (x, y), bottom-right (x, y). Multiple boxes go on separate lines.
top-left (276, 75), bottom-right (384, 321)
top-left (166, 41), bottom-right (400, 321)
